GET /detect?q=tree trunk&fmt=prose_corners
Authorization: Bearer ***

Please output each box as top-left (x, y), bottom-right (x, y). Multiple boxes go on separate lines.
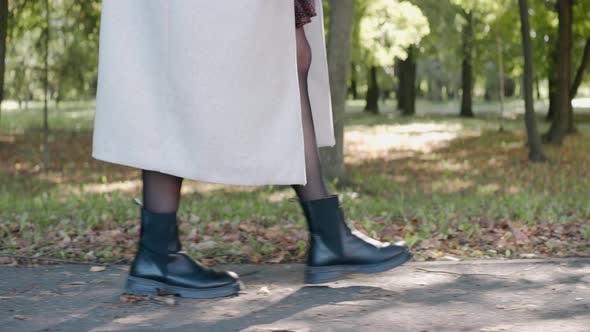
top-left (42, 0), bottom-right (51, 170)
top-left (396, 59), bottom-right (404, 110)
top-left (567, 37), bottom-right (590, 133)
top-left (546, 76), bottom-right (558, 121)
top-left (349, 62), bottom-right (358, 99)
top-left (496, 30), bottom-right (506, 129)
top-left (0, 0), bottom-right (8, 131)
top-left (320, 0), bottom-right (355, 183)
top-left (364, 65), bottom-right (379, 114)
top-left (399, 46), bottom-right (417, 116)
top-left (544, 0), bottom-right (572, 145)
top-left (518, 0), bottom-right (546, 162)
top-left (545, 37), bottom-right (559, 121)
top-left (460, 11), bottom-right (474, 117)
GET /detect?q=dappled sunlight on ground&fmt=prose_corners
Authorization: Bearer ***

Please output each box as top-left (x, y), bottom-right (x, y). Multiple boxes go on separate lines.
top-left (0, 134), bottom-right (16, 144)
top-left (344, 122), bottom-right (479, 164)
top-left (61, 178), bottom-right (261, 196)
top-left (67, 180), bottom-right (142, 194)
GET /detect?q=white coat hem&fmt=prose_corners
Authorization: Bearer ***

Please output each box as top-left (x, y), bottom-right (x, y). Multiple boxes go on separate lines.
top-left (91, 151), bottom-right (315, 187)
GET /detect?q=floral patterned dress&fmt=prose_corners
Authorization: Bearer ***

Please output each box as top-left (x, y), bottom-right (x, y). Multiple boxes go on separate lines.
top-left (295, 0), bottom-right (317, 28)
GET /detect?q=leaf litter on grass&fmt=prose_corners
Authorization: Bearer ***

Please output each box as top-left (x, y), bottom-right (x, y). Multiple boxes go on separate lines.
top-left (1, 115), bottom-right (589, 265)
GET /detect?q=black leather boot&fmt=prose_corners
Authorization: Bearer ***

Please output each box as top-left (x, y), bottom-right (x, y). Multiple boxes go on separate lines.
top-left (124, 200), bottom-right (240, 299)
top-left (298, 194), bottom-right (412, 284)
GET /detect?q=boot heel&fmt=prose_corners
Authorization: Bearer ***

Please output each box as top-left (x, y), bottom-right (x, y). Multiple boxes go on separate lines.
top-left (304, 267), bottom-right (344, 284)
top-left (124, 276), bottom-right (160, 296)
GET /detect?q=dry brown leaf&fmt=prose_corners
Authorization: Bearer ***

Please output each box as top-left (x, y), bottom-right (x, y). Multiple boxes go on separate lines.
top-left (120, 294), bottom-right (148, 303)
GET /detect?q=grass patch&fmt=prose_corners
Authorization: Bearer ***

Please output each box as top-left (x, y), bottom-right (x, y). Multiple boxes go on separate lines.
top-left (1, 100), bottom-right (589, 265)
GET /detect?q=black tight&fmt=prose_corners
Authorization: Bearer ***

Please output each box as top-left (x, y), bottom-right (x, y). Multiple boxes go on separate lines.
top-left (142, 170), bottom-right (183, 214)
top-left (140, 27), bottom-right (329, 216)
top-left (290, 27), bottom-right (331, 201)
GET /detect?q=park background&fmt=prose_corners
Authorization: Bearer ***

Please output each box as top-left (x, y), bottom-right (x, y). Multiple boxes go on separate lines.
top-left (0, 0), bottom-right (589, 266)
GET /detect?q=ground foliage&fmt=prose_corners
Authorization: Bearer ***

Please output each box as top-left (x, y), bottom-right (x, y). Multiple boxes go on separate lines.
top-left (1, 103), bottom-right (589, 266)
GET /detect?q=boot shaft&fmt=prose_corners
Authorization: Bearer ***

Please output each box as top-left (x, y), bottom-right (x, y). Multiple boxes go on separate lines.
top-left (298, 194), bottom-right (348, 264)
top-left (138, 206), bottom-right (178, 255)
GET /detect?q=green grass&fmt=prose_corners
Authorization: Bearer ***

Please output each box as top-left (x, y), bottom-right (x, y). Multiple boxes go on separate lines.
top-left (1, 99), bottom-right (589, 264)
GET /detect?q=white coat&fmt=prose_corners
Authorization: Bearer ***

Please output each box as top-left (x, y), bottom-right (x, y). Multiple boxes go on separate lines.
top-left (92, 0), bottom-right (335, 186)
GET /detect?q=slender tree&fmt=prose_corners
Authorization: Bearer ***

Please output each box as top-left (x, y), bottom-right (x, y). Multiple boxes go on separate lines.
top-left (0, 0), bottom-right (8, 130)
top-left (460, 9), bottom-right (474, 117)
top-left (320, 0), bottom-right (355, 182)
top-left (359, 0), bottom-right (429, 114)
top-left (544, 0), bottom-right (573, 145)
top-left (546, 41), bottom-right (559, 121)
top-left (496, 28), bottom-right (506, 131)
top-left (518, 0), bottom-right (546, 161)
top-left (42, 0), bottom-right (50, 170)
top-left (349, 62), bottom-right (358, 99)
top-left (399, 45), bottom-right (417, 116)
top-left (365, 65), bottom-right (380, 113)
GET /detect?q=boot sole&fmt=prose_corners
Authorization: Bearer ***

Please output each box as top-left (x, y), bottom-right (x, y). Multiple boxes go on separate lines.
top-left (304, 249), bottom-right (413, 284)
top-left (124, 275), bottom-right (240, 299)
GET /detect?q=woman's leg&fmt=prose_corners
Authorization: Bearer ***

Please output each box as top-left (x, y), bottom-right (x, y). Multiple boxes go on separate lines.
top-left (142, 170), bottom-right (183, 213)
top-left (291, 27), bottom-right (331, 201)
top-left (291, 27), bottom-right (412, 284)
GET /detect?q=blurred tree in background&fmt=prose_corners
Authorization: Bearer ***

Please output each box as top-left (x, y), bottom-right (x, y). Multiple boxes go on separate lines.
top-left (1, 0), bottom-right (590, 165)
top-left (4, 0), bottom-right (100, 109)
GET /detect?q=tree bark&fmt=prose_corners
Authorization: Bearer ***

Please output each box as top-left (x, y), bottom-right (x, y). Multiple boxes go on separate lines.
top-left (545, 37), bottom-right (559, 121)
top-left (364, 65), bottom-right (380, 114)
top-left (546, 77), bottom-right (558, 121)
top-left (460, 10), bottom-right (474, 117)
top-left (496, 30), bottom-right (505, 128)
top-left (349, 62), bottom-right (358, 99)
top-left (396, 59), bottom-right (404, 110)
top-left (518, 0), bottom-right (546, 161)
top-left (42, 0), bottom-right (51, 170)
top-left (320, 0), bottom-right (355, 182)
top-left (399, 46), bottom-right (417, 116)
top-left (0, 0), bottom-right (8, 131)
top-left (544, 0), bottom-right (572, 145)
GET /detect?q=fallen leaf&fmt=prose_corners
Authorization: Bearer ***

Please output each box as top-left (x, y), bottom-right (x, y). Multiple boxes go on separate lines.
top-left (153, 296), bottom-right (177, 306)
top-left (495, 302), bottom-right (538, 311)
top-left (222, 310), bottom-right (241, 317)
top-left (89, 266), bottom-right (106, 272)
top-left (60, 281), bottom-right (87, 288)
top-left (120, 294), bottom-right (148, 303)
top-left (113, 315), bottom-right (151, 324)
top-left (480, 324), bottom-right (514, 332)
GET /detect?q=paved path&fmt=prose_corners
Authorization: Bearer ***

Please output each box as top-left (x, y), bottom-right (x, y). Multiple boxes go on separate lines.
top-left (1, 259), bottom-right (589, 332)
